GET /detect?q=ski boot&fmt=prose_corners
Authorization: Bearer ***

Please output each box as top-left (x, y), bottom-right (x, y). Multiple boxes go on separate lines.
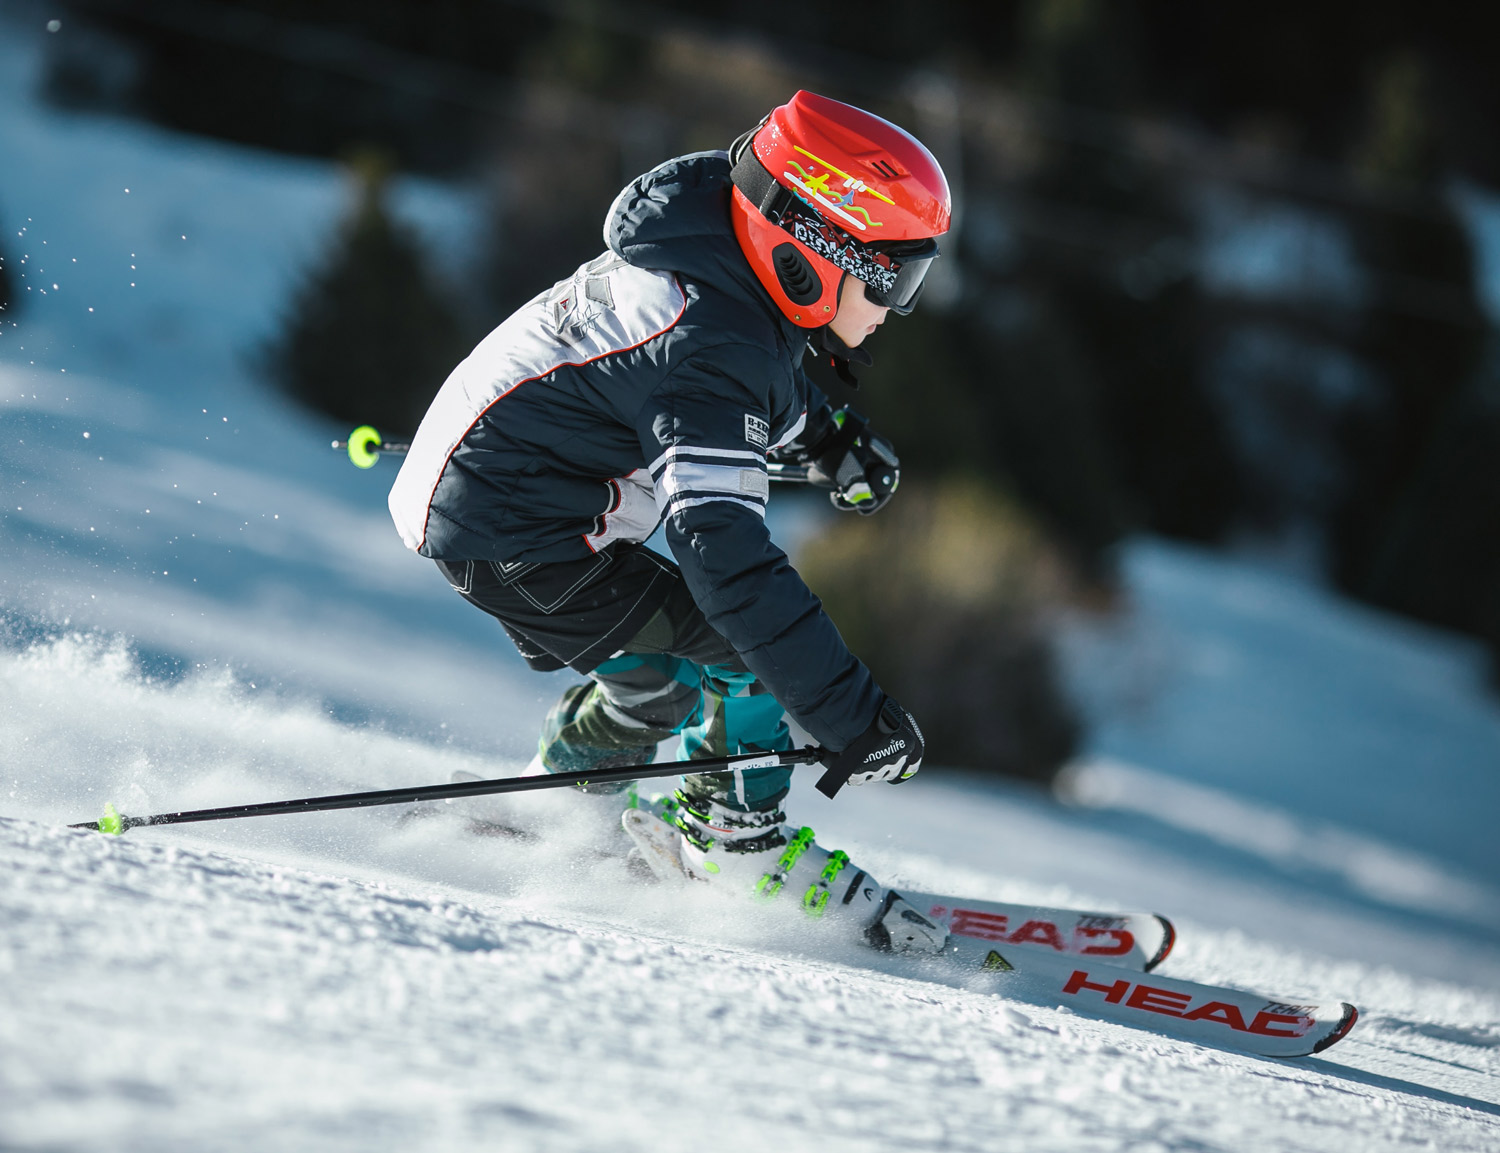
top-left (622, 792), bottom-right (948, 955)
top-left (499, 682), bottom-right (665, 853)
top-left (533, 682), bottom-right (657, 786)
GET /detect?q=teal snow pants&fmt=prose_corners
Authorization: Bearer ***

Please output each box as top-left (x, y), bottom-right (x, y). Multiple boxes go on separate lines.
top-left (537, 579), bottom-right (793, 813)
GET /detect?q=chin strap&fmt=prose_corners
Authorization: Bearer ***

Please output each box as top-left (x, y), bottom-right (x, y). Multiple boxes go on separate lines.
top-left (811, 326), bottom-right (874, 389)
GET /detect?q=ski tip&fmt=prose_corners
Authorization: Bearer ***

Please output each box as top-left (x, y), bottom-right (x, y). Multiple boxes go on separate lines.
top-left (1145, 915), bottom-right (1176, 971)
top-left (1311, 1003), bottom-right (1359, 1054)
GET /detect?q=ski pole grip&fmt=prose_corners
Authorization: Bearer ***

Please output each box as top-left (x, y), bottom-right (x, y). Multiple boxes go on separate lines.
top-left (814, 762), bottom-right (847, 799)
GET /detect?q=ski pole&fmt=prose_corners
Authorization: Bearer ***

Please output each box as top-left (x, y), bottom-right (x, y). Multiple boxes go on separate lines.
top-left (331, 425), bottom-right (822, 485)
top-left (70, 747), bottom-right (849, 835)
top-left (767, 462), bottom-right (813, 484)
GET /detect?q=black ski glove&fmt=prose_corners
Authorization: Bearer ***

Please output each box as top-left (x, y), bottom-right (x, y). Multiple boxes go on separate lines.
top-left (804, 407), bottom-right (901, 516)
top-left (815, 697), bottom-right (925, 798)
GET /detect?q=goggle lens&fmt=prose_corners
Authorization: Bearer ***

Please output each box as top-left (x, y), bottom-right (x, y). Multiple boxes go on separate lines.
top-left (862, 249), bottom-right (937, 315)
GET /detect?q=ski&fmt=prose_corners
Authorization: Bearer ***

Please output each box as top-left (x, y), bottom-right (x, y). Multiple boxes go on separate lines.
top-left (457, 785), bottom-right (1357, 1057)
top-left (954, 942), bottom-right (1359, 1058)
top-left (621, 807), bottom-right (1356, 1057)
top-left (909, 891), bottom-right (1174, 973)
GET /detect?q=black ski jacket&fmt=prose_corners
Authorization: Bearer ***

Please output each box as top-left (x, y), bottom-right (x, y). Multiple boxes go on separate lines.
top-left (388, 151), bottom-right (881, 750)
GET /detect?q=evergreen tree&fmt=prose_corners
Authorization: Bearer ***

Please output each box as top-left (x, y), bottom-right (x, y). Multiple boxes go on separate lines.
top-left (1363, 350), bottom-right (1500, 648)
top-left (1013, 0), bottom-right (1239, 545)
top-left (1333, 55), bottom-right (1493, 637)
top-left (266, 152), bottom-right (466, 435)
top-left (855, 0), bottom-right (1242, 584)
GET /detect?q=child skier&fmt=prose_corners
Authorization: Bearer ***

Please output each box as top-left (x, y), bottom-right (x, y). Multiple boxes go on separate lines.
top-left (389, 90), bottom-right (951, 952)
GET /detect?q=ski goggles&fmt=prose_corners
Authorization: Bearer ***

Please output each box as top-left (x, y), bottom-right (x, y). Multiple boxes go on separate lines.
top-left (782, 206), bottom-right (940, 315)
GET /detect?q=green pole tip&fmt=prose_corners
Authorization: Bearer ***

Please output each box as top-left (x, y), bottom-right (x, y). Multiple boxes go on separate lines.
top-left (98, 802), bottom-right (124, 835)
top-left (347, 425), bottom-right (382, 469)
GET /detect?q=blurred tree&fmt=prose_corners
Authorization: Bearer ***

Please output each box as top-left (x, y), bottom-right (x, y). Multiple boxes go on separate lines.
top-left (827, 289), bottom-right (1125, 581)
top-left (482, 18), bottom-right (801, 317)
top-left (797, 479), bottom-right (1082, 782)
top-left (1361, 350), bottom-right (1500, 670)
top-left (1331, 55), bottom-right (1493, 637)
top-left (842, 0), bottom-right (1235, 579)
top-left (518, 0), bottom-right (636, 99)
top-left (484, 99), bottom-right (623, 318)
top-left (264, 151), bottom-right (468, 434)
top-left (1133, 1), bottom-right (1500, 187)
top-left (46, 0), bottom-right (552, 174)
top-left (1012, 0), bottom-right (1240, 546)
top-left (46, 0), bottom-right (1500, 190)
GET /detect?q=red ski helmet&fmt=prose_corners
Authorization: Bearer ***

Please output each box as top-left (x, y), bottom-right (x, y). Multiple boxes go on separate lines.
top-left (729, 90), bottom-right (951, 328)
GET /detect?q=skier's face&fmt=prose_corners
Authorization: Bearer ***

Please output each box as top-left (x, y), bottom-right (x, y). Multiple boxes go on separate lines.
top-left (827, 275), bottom-right (890, 348)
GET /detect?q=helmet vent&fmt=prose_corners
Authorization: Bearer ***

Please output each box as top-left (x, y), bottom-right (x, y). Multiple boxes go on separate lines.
top-left (871, 159), bottom-right (901, 180)
top-left (772, 243), bottom-right (823, 305)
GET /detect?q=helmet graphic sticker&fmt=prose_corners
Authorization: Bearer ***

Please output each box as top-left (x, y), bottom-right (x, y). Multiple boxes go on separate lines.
top-left (783, 145), bottom-right (894, 233)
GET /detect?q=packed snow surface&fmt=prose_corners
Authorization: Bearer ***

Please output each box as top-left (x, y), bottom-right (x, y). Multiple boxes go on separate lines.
top-left (1, 13), bottom-right (1498, 1151)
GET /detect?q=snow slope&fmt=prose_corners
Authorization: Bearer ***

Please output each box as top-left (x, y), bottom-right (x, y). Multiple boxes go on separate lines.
top-left (1, 639), bottom-right (1497, 1153)
top-left (2, 13), bottom-right (1498, 1151)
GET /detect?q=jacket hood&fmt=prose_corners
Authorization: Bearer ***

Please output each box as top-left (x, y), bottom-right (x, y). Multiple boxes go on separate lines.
top-left (605, 151), bottom-right (800, 342)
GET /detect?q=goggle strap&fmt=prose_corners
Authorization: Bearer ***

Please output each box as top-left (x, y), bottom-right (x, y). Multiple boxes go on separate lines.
top-left (731, 146), bottom-right (793, 224)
